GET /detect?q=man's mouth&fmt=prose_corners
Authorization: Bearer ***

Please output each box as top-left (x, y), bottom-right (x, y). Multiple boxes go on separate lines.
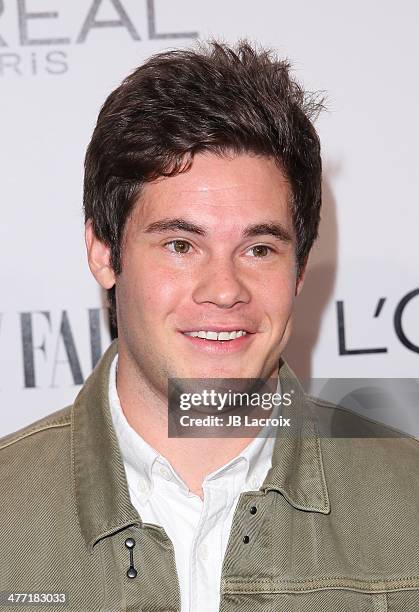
top-left (182, 330), bottom-right (248, 342)
top-left (179, 328), bottom-right (255, 353)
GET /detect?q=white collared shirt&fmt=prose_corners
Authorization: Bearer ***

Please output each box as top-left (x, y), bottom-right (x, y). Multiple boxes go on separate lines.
top-left (109, 355), bottom-right (278, 612)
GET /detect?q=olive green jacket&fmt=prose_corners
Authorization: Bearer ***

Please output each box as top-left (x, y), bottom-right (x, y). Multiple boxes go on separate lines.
top-left (1, 340), bottom-right (418, 611)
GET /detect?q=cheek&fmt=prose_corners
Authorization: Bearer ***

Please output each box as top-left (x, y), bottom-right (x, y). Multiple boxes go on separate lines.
top-left (260, 274), bottom-right (296, 316)
top-left (119, 260), bottom-right (184, 316)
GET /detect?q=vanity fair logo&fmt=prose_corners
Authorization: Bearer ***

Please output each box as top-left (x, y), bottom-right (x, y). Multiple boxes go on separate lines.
top-left (0, 0), bottom-right (198, 77)
top-left (0, 308), bottom-right (112, 388)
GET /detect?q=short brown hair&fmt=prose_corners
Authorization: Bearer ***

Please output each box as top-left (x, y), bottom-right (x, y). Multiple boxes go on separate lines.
top-left (84, 40), bottom-right (324, 328)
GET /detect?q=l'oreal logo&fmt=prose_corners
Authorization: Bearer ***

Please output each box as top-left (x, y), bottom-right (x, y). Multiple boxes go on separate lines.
top-left (0, 0), bottom-right (198, 76)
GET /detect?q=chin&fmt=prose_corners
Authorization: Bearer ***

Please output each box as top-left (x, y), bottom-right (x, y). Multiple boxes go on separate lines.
top-left (191, 365), bottom-right (252, 380)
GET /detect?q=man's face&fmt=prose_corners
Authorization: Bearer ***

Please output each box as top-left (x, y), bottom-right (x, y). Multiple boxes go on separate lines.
top-left (94, 153), bottom-right (305, 396)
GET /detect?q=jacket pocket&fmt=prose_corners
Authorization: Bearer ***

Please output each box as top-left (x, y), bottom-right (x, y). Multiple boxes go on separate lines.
top-left (222, 577), bottom-right (419, 611)
top-left (221, 590), bottom-right (386, 611)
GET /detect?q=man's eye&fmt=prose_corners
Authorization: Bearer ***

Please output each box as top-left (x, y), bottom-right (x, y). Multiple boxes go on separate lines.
top-left (249, 245), bottom-right (273, 257)
top-left (165, 240), bottom-right (192, 254)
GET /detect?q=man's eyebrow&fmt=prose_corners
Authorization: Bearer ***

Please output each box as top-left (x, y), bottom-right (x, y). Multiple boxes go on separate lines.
top-left (243, 222), bottom-right (293, 243)
top-left (144, 218), bottom-right (207, 236)
top-left (143, 218), bottom-right (293, 243)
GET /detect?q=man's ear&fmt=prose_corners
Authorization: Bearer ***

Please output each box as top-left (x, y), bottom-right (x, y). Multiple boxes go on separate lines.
top-left (295, 257), bottom-right (308, 297)
top-left (85, 220), bottom-right (116, 290)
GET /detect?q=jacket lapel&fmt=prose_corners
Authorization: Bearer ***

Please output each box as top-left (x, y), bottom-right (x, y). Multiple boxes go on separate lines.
top-left (261, 359), bottom-right (331, 514)
top-left (71, 339), bottom-right (140, 553)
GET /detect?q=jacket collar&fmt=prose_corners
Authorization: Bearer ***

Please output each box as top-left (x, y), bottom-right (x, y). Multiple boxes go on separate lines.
top-left (71, 339), bottom-right (140, 553)
top-left (72, 340), bottom-right (330, 553)
top-left (261, 358), bottom-right (331, 514)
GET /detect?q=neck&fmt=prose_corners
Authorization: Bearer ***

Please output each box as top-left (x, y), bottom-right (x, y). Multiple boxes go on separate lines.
top-left (115, 348), bottom-right (265, 498)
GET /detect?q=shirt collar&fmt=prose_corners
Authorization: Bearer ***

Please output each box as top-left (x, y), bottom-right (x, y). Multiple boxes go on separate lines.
top-left (108, 354), bottom-right (158, 492)
top-left (71, 339), bottom-right (330, 553)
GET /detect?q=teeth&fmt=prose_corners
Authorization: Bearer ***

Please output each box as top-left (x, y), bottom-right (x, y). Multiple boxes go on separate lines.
top-left (218, 332), bottom-right (231, 340)
top-left (184, 330), bottom-right (247, 341)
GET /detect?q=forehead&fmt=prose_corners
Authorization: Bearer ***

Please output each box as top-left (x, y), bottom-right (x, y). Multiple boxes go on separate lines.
top-left (129, 152), bottom-right (292, 231)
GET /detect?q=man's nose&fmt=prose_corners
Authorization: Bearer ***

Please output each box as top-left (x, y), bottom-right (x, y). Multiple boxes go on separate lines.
top-left (191, 257), bottom-right (251, 308)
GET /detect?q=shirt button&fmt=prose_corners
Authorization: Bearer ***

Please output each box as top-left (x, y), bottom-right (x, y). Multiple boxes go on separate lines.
top-left (158, 465), bottom-right (172, 481)
top-left (248, 477), bottom-right (259, 490)
top-left (137, 478), bottom-right (151, 495)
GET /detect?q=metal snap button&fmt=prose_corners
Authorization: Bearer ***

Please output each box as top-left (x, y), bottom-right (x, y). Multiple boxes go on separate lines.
top-left (127, 567), bottom-right (137, 579)
top-left (125, 537), bottom-right (137, 579)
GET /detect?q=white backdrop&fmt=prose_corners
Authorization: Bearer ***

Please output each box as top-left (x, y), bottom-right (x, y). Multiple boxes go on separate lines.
top-left (1, 0), bottom-right (418, 437)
